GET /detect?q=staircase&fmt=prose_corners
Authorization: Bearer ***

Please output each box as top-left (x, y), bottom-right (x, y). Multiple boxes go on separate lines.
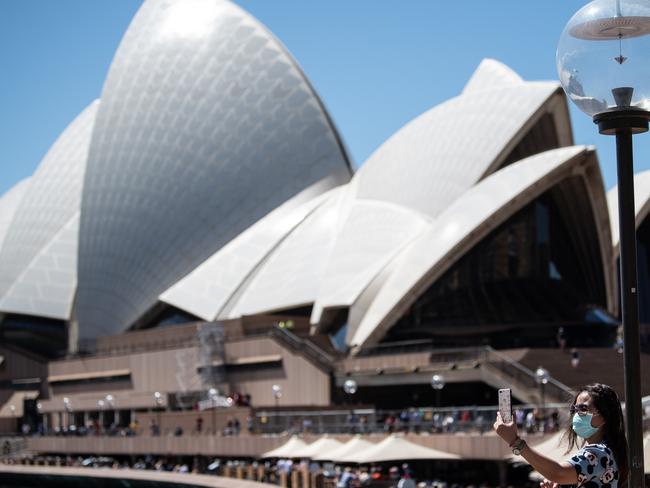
top-left (512, 348), bottom-right (650, 401)
top-left (481, 347), bottom-right (575, 404)
top-left (269, 326), bottom-right (336, 372)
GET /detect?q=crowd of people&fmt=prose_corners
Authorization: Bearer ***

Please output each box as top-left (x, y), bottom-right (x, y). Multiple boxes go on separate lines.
top-left (278, 407), bottom-right (563, 436)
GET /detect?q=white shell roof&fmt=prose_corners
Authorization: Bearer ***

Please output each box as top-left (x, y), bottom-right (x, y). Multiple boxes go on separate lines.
top-left (0, 179), bottom-right (31, 254)
top-left (349, 146), bottom-right (600, 349)
top-left (352, 79), bottom-right (561, 218)
top-left (312, 60), bottom-right (569, 325)
top-left (161, 59), bottom-right (575, 326)
top-left (0, 213), bottom-right (79, 319)
top-left (311, 199), bottom-right (431, 323)
top-left (462, 58), bottom-right (523, 95)
top-left (159, 183), bottom-right (335, 321)
top-left (607, 170), bottom-right (650, 250)
top-left (223, 187), bottom-right (349, 318)
top-left (0, 101), bottom-right (98, 320)
top-left (75, 0), bottom-right (351, 336)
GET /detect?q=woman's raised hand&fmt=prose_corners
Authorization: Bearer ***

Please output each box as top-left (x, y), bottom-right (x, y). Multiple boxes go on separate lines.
top-left (493, 411), bottom-right (518, 445)
top-left (539, 479), bottom-right (559, 488)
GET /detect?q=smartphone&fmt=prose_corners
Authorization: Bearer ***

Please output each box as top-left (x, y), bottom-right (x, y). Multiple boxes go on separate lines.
top-left (498, 388), bottom-right (512, 423)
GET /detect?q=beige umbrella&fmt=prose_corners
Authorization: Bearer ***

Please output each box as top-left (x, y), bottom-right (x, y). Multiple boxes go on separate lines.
top-left (644, 434), bottom-right (650, 474)
top-left (508, 431), bottom-right (577, 463)
top-left (347, 435), bottom-right (459, 464)
top-left (261, 436), bottom-right (310, 458)
top-left (290, 436), bottom-right (344, 459)
top-left (313, 435), bottom-right (376, 462)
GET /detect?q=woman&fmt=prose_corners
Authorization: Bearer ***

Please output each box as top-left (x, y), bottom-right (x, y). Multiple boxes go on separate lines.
top-left (494, 383), bottom-right (628, 487)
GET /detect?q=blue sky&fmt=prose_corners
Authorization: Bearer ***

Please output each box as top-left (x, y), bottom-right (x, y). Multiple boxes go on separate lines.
top-left (2, 0), bottom-right (650, 197)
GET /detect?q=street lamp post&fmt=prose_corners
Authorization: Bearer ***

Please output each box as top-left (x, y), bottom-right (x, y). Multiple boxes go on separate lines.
top-left (153, 391), bottom-right (163, 435)
top-left (63, 397), bottom-right (72, 431)
top-left (557, 2), bottom-right (650, 485)
top-left (37, 402), bottom-right (45, 434)
top-left (343, 378), bottom-right (358, 434)
top-left (97, 400), bottom-right (105, 434)
top-left (430, 374), bottom-right (446, 408)
top-left (208, 388), bottom-right (218, 435)
top-left (9, 405), bottom-right (16, 433)
top-left (535, 367), bottom-right (549, 427)
top-left (272, 384), bottom-right (282, 432)
top-left (343, 378), bottom-right (358, 402)
top-left (105, 394), bottom-right (115, 428)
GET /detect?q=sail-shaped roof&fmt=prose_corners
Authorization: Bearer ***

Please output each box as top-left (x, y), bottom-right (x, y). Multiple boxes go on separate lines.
top-left (349, 146), bottom-right (611, 349)
top-left (75, 0), bottom-right (351, 336)
top-left (0, 102), bottom-right (98, 320)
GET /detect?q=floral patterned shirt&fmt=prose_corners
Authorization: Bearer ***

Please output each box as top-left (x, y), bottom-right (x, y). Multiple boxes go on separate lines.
top-left (567, 443), bottom-right (619, 487)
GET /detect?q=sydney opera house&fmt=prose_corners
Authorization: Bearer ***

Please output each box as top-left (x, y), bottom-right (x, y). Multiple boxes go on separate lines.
top-left (0, 0), bottom-right (649, 479)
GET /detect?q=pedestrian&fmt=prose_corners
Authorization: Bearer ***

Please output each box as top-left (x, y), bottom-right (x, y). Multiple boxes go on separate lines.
top-left (397, 464), bottom-right (416, 488)
top-left (494, 383), bottom-right (627, 487)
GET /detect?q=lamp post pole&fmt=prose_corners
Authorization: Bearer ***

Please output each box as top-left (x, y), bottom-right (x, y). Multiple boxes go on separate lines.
top-left (208, 388), bottom-right (218, 435)
top-left (535, 367), bottom-right (549, 429)
top-left (430, 374), bottom-right (445, 408)
top-left (595, 108), bottom-right (647, 486)
top-left (105, 395), bottom-right (114, 429)
top-left (153, 391), bottom-right (163, 435)
top-left (97, 400), bottom-right (105, 434)
top-left (343, 379), bottom-right (358, 434)
top-left (272, 384), bottom-right (282, 433)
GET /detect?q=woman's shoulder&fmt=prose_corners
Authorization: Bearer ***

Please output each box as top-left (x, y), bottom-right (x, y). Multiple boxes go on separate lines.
top-left (580, 443), bottom-right (615, 458)
top-left (573, 443), bottom-right (616, 464)
top-left (569, 443), bottom-right (619, 486)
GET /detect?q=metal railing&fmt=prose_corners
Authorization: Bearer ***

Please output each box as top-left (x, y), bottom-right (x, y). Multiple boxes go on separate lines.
top-left (0, 437), bottom-right (27, 458)
top-left (253, 403), bottom-right (570, 436)
top-left (269, 327), bottom-right (336, 371)
top-left (356, 339), bottom-right (435, 356)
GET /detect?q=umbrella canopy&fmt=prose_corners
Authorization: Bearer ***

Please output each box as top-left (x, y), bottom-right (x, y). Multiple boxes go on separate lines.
top-left (347, 435), bottom-right (459, 464)
top-left (290, 436), bottom-right (344, 459)
top-left (261, 436), bottom-right (310, 458)
top-left (508, 432), bottom-right (577, 463)
top-left (313, 435), bottom-right (376, 462)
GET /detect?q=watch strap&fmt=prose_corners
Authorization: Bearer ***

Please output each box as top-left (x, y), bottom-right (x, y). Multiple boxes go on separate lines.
top-left (510, 437), bottom-right (527, 454)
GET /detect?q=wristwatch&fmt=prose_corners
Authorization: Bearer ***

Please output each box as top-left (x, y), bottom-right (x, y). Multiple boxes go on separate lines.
top-left (510, 437), bottom-right (527, 455)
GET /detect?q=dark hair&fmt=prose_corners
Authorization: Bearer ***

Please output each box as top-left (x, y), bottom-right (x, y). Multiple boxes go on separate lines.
top-left (565, 383), bottom-right (628, 485)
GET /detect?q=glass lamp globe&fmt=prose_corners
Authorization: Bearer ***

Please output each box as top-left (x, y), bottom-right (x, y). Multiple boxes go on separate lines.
top-left (430, 374), bottom-right (445, 391)
top-left (343, 378), bottom-right (358, 395)
top-left (557, 0), bottom-right (650, 121)
top-left (535, 367), bottom-right (550, 385)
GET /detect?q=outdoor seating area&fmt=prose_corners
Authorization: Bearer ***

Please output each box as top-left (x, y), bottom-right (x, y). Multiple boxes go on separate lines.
top-left (4, 433), bottom-right (650, 488)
